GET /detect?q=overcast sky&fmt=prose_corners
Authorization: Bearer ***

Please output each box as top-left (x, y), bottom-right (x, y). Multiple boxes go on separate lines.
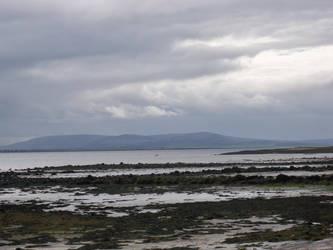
top-left (1, 0), bottom-right (333, 144)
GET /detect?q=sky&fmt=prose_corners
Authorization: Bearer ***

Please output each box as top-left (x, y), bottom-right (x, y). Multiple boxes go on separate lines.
top-left (1, 0), bottom-right (333, 145)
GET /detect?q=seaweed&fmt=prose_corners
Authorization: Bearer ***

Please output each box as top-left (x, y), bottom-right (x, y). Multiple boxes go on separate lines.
top-left (1, 196), bottom-right (333, 248)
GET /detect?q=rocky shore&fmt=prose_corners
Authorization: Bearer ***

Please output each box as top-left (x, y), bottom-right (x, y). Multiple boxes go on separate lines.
top-left (0, 159), bottom-right (333, 249)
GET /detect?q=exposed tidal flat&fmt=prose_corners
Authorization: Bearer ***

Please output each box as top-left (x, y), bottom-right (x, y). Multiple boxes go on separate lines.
top-left (0, 152), bottom-right (333, 249)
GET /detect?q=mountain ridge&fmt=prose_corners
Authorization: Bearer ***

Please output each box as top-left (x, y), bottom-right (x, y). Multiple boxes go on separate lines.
top-left (0, 132), bottom-right (331, 152)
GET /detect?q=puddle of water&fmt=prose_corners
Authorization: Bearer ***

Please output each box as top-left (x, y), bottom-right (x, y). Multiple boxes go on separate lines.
top-left (269, 237), bottom-right (333, 250)
top-left (0, 186), bottom-right (329, 216)
top-left (17, 165), bottom-right (333, 179)
top-left (226, 170), bottom-right (333, 177)
top-left (0, 242), bottom-right (83, 250)
top-left (122, 215), bottom-right (297, 250)
top-left (18, 167), bottom-right (227, 178)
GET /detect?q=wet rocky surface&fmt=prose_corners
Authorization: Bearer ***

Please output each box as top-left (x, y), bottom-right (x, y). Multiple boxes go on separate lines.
top-left (0, 159), bottom-right (332, 249)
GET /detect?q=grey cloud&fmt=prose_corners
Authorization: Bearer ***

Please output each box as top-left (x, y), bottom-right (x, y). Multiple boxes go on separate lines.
top-left (1, 0), bottom-right (333, 140)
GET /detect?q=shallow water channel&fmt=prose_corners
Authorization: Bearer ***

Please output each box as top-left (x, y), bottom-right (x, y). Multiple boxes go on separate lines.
top-left (0, 185), bottom-right (330, 217)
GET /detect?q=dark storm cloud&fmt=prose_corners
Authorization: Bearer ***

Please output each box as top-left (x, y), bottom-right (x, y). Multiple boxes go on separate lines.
top-left (1, 0), bottom-right (333, 143)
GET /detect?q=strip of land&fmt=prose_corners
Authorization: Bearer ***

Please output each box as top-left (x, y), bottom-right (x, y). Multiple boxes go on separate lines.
top-left (222, 146), bottom-right (333, 155)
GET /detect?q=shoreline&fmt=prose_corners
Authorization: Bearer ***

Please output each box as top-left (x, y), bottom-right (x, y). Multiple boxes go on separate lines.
top-left (222, 146), bottom-right (333, 155)
top-left (0, 158), bottom-right (332, 249)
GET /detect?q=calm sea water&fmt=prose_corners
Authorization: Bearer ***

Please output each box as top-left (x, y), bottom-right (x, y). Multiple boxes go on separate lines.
top-left (1, 149), bottom-right (333, 171)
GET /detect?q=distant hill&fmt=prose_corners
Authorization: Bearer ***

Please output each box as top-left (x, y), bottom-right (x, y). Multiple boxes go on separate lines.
top-left (0, 132), bottom-right (302, 151)
top-left (0, 132), bottom-right (331, 152)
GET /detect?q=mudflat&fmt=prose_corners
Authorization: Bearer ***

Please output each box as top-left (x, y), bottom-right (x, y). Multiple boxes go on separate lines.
top-left (0, 158), bottom-right (333, 249)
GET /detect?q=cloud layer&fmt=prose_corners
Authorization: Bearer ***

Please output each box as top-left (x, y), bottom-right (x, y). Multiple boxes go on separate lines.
top-left (1, 0), bottom-right (333, 142)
